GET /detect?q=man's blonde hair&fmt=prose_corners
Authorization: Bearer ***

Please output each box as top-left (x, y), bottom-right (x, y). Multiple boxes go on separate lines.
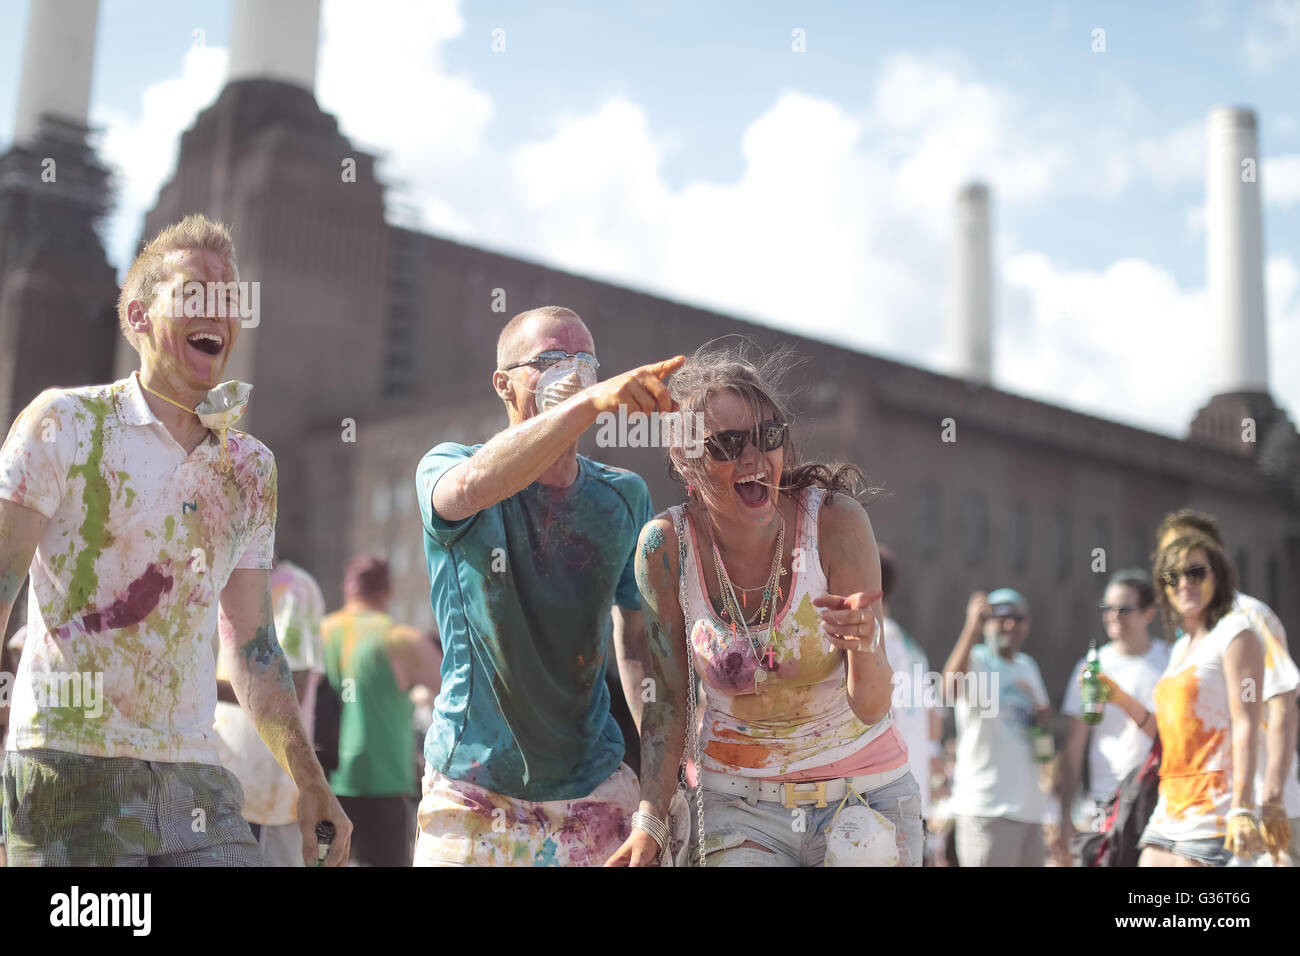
top-left (117, 214), bottom-right (237, 343)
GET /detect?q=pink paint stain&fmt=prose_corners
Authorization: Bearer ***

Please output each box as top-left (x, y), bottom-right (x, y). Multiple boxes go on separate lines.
top-left (79, 562), bottom-right (174, 633)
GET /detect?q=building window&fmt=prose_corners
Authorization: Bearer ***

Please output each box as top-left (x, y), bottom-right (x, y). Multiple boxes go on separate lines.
top-left (1009, 500), bottom-right (1030, 574)
top-left (961, 493), bottom-right (988, 567)
top-left (1054, 507), bottom-right (1072, 582)
top-left (916, 485), bottom-right (941, 561)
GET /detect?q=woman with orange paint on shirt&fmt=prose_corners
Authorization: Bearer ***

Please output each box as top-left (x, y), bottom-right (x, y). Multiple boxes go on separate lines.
top-left (1138, 532), bottom-right (1267, 866)
top-left (605, 343), bottom-right (919, 868)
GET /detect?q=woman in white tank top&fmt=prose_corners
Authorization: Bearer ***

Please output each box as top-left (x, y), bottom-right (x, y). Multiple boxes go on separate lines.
top-left (1138, 531), bottom-right (1267, 866)
top-left (606, 344), bottom-right (921, 867)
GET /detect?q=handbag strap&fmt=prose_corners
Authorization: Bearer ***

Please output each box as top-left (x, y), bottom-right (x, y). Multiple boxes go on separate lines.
top-left (671, 504), bottom-right (706, 866)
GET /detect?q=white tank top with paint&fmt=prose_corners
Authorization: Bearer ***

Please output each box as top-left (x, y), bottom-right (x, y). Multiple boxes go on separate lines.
top-left (671, 486), bottom-right (898, 780)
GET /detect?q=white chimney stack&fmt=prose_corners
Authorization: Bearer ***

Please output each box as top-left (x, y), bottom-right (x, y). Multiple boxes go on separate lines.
top-left (229, 0), bottom-right (321, 93)
top-left (1206, 107), bottom-right (1269, 394)
top-left (951, 182), bottom-right (993, 384)
top-left (13, 0), bottom-right (100, 145)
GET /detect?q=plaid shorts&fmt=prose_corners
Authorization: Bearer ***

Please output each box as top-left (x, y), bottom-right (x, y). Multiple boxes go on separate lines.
top-left (2, 747), bottom-right (262, 866)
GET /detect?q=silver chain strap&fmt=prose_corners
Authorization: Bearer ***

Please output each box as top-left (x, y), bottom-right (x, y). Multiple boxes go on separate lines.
top-left (675, 504), bottom-right (706, 867)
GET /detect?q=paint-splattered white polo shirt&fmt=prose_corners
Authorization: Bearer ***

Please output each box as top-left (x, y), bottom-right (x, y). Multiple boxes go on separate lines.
top-left (0, 373), bottom-right (276, 764)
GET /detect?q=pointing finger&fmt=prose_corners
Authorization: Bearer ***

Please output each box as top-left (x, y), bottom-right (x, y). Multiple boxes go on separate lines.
top-left (646, 355), bottom-right (686, 379)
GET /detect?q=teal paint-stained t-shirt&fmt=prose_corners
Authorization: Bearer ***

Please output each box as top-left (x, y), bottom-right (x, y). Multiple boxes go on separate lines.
top-left (416, 442), bottom-right (653, 801)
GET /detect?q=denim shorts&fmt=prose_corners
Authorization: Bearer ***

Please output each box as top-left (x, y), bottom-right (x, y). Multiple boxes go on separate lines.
top-left (1139, 829), bottom-right (1233, 867)
top-left (699, 770), bottom-right (923, 867)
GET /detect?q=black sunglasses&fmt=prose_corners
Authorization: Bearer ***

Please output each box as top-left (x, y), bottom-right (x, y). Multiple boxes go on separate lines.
top-left (703, 420), bottom-right (788, 462)
top-left (1160, 565), bottom-right (1208, 589)
top-left (501, 350), bottom-right (599, 373)
top-left (1099, 604), bottom-right (1140, 616)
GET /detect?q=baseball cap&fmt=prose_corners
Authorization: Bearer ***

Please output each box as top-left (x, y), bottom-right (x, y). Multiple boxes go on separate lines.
top-left (987, 588), bottom-right (1028, 617)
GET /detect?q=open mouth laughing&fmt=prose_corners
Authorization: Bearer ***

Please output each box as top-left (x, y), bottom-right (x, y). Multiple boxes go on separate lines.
top-left (186, 330), bottom-right (224, 356)
top-left (734, 470), bottom-right (769, 508)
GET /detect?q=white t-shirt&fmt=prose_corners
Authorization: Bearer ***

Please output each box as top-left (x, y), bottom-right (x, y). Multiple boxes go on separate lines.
top-left (1147, 610), bottom-right (1258, 842)
top-left (883, 617), bottom-right (933, 815)
top-left (1233, 593), bottom-right (1300, 816)
top-left (949, 642), bottom-right (1050, 823)
top-left (214, 560), bottom-right (325, 826)
top-left (0, 376), bottom-right (276, 764)
top-left (1062, 639), bottom-right (1170, 803)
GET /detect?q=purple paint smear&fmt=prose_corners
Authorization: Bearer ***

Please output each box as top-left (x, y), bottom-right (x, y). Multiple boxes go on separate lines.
top-left (79, 562), bottom-right (174, 633)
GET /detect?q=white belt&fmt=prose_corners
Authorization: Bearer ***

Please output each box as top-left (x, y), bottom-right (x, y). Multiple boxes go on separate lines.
top-left (700, 765), bottom-right (909, 809)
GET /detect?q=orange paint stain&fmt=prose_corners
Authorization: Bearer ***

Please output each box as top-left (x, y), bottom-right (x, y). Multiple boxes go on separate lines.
top-left (705, 739), bottom-right (771, 768)
top-left (1155, 667), bottom-right (1228, 821)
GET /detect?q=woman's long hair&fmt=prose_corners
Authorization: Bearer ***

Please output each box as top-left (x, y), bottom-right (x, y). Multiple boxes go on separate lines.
top-left (666, 339), bottom-right (880, 524)
top-left (1153, 531), bottom-right (1236, 641)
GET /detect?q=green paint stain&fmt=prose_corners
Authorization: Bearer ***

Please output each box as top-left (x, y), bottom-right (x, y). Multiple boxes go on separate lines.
top-left (164, 515), bottom-right (175, 541)
top-left (65, 397), bottom-right (114, 614)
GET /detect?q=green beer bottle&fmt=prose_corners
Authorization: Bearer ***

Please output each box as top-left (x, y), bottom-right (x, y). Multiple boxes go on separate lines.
top-left (1080, 640), bottom-right (1107, 726)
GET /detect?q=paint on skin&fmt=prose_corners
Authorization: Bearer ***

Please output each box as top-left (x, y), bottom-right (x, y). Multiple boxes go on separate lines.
top-left (641, 524), bottom-right (664, 561)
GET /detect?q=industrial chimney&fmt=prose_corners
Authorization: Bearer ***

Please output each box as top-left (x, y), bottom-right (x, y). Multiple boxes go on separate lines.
top-left (228, 0), bottom-right (321, 92)
top-left (12, 0), bottom-right (100, 145)
top-left (950, 183), bottom-right (993, 385)
top-left (1189, 106), bottom-right (1296, 461)
top-left (1206, 107), bottom-right (1269, 394)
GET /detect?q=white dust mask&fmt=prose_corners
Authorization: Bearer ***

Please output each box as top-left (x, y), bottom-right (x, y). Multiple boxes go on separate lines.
top-left (535, 357), bottom-right (597, 412)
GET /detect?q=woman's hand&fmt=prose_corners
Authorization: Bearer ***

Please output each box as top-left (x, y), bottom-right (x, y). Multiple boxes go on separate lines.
top-left (605, 827), bottom-right (664, 867)
top-left (814, 590), bottom-right (884, 652)
top-left (1224, 813), bottom-right (1265, 859)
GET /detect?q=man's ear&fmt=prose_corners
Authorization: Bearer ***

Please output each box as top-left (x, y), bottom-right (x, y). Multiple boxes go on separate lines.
top-left (493, 369), bottom-right (512, 403)
top-left (126, 299), bottom-right (151, 339)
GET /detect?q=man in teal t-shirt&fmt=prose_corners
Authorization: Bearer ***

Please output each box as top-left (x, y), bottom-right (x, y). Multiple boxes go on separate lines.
top-left (412, 305), bottom-right (684, 867)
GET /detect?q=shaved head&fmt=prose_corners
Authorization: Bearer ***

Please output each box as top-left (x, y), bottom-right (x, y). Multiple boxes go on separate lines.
top-left (496, 306), bottom-right (592, 369)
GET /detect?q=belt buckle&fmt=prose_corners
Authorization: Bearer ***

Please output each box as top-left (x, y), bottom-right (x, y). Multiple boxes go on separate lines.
top-left (783, 780), bottom-right (829, 810)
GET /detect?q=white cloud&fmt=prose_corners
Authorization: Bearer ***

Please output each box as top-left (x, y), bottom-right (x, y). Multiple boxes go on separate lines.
top-left (93, 43), bottom-right (228, 277)
top-left (315, 0), bottom-right (493, 234)
top-left (1002, 254), bottom-right (1211, 434)
top-left (1242, 0), bottom-right (1300, 72)
top-left (1263, 154), bottom-right (1300, 205)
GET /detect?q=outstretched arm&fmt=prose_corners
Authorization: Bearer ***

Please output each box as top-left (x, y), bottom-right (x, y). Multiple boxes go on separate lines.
top-left (220, 569), bottom-right (352, 865)
top-left (431, 356), bottom-right (683, 522)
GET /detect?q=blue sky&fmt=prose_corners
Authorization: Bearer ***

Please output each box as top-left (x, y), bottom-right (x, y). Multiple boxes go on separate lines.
top-left (2, 0), bottom-right (1298, 435)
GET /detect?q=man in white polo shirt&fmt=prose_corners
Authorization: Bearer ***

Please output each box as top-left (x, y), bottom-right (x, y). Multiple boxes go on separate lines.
top-left (0, 215), bottom-right (350, 866)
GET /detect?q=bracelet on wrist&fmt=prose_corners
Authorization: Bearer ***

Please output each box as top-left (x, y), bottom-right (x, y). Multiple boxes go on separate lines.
top-left (1226, 807), bottom-right (1256, 820)
top-left (631, 811), bottom-right (669, 851)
